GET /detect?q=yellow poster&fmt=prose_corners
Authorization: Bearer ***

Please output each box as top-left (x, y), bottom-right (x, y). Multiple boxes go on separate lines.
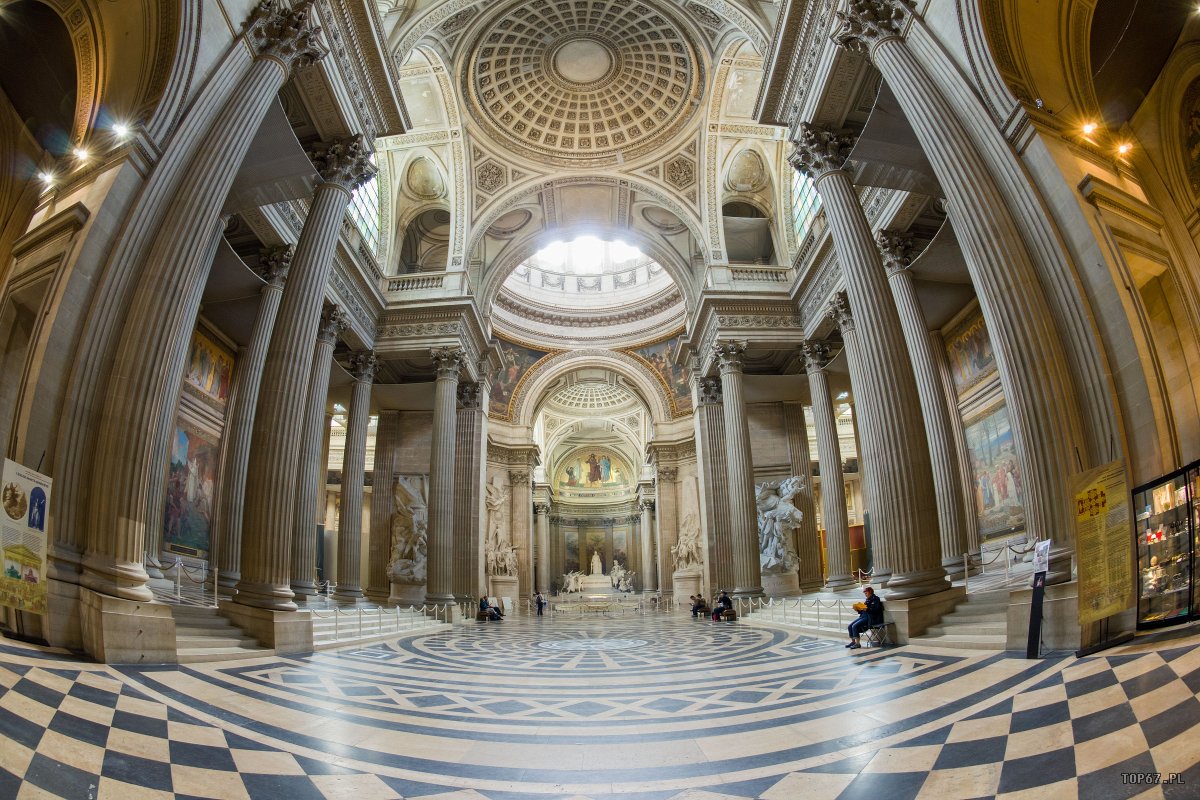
top-left (1, 458), bottom-right (52, 615)
top-left (1073, 460), bottom-right (1134, 626)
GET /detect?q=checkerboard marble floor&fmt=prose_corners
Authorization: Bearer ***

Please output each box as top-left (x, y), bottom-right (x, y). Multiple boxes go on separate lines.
top-left (2, 615), bottom-right (1198, 799)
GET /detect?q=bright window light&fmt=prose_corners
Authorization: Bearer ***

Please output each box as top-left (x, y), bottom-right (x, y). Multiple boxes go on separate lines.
top-left (530, 236), bottom-right (644, 274)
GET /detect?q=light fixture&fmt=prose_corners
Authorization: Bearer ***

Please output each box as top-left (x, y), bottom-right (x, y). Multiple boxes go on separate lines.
top-left (1117, 143), bottom-right (1132, 155)
top-left (38, 171), bottom-right (54, 184)
top-left (1081, 122), bottom-right (1097, 135)
top-left (72, 147), bottom-right (89, 160)
top-left (112, 123), bottom-right (129, 139)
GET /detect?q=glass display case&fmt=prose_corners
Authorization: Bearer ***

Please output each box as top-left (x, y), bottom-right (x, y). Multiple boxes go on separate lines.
top-left (1132, 464), bottom-right (1197, 629)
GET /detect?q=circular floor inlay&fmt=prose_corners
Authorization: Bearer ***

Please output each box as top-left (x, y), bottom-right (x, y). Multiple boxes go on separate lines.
top-left (553, 39), bottom-right (613, 83)
top-left (536, 638), bottom-right (648, 651)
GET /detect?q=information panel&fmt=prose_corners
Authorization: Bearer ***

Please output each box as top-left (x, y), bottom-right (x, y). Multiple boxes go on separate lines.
top-left (1073, 460), bottom-right (1134, 626)
top-left (1, 458), bottom-right (52, 614)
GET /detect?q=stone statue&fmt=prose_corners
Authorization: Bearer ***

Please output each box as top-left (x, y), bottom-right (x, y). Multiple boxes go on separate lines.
top-left (671, 512), bottom-right (703, 571)
top-left (387, 476), bottom-right (428, 583)
top-left (484, 477), bottom-right (517, 576)
top-left (610, 560), bottom-right (626, 587)
top-left (561, 570), bottom-right (584, 593)
top-left (590, 548), bottom-right (603, 575)
top-left (756, 476), bottom-right (804, 574)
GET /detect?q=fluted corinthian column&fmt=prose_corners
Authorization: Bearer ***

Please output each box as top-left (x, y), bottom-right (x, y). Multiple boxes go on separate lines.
top-left (509, 470), bottom-right (533, 598)
top-left (367, 410), bottom-right (400, 601)
top-left (655, 466), bottom-right (679, 597)
top-left (792, 126), bottom-right (946, 599)
top-left (784, 401), bottom-right (823, 592)
top-left (425, 348), bottom-right (463, 605)
top-left (829, 295), bottom-right (890, 585)
top-left (238, 137), bottom-right (376, 611)
top-left (713, 341), bottom-right (762, 598)
top-left (693, 376), bottom-right (733, 593)
top-left (80, 2), bottom-right (326, 601)
top-left (802, 342), bottom-right (854, 590)
top-left (639, 500), bottom-right (657, 593)
top-left (291, 306), bottom-right (345, 601)
top-left (832, 0), bottom-right (1085, 583)
top-left (453, 381), bottom-right (487, 600)
top-left (932, 330), bottom-right (981, 555)
top-left (333, 352), bottom-right (376, 603)
top-left (878, 231), bottom-right (970, 578)
top-left (534, 502), bottom-right (551, 594)
top-left (214, 246), bottom-right (291, 593)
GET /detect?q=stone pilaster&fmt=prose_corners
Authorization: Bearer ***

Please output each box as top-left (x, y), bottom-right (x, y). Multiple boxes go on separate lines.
top-left (713, 341), bottom-right (763, 598)
top-left (639, 499), bottom-right (657, 592)
top-left (802, 341), bottom-right (855, 590)
top-left (932, 330), bottom-right (981, 555)
top-left (80, 1), bottom-right (326, 603)
top-left (238, 135), bottom-right (376, 611)
top-left (333, 351), bottom-right (376, 603)
top-left (878, 230), bottom-right (970, 578)
top-left (425, 348), bottom-right (464, 605)
top-left (792, 124), bottom-right (946, 599)
top-left (291, 306), bottom-right (345, 601)
top-left (366, 410), bottom-right (400, 601)
top-left (453, 381), bottom-right (487, 600)
top-left (215, 246), bottom-right (291, 593)
top-left (534, 502), bottom-right (551, 594)
top-left (508, 470), bottom-right (533, 599)
top-left (784, 401), bottom-right (823, 592)
top-left (693, 376), bottom-right (733, 594)
top-left (832, 0), bottom-right (1085, 583)
top-left (655, 467), bottom-right (679, 596)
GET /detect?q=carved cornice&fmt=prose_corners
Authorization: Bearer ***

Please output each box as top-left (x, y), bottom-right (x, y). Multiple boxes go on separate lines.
top-left (790, 123), bottom-right (856, 179)
top-left (831, 0), bottom-right (915, 58)
top-left (508, 470), bottom-right (531, 486)
top-left (550, 514), bottom-right (639, 526)
top-left (657, 466), bottom-right (679, 483)
top-left (245, 0), bottom-right (327, 75)
top-left (876, 229), bottom-right (914, 275)
top-left (309, 134), bottom-right (376, 191)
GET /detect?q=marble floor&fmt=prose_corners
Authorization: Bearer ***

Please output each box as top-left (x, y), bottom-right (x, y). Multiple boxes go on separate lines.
top-left (1, 614), bottom-right (1198, 799)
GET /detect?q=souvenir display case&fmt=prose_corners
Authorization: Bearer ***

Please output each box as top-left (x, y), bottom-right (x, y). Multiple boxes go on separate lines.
top-left (1132, 464), bottom-right (1197, 629)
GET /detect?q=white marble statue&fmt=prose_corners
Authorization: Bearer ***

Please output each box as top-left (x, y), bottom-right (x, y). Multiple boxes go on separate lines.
top-left (671, 512), bottom-right (703, 571)
top-left (484, 477), bottom-right (518, 577)
top-left (590, 548), bottom-right (604, 575)
top-left (561, 570), bottom-right (584, 593)
top-left (610, 560), bottom-right (626, 587)
top-left (756, 476), bottom-right (803, 573)
top-left (388, 475), bottom-right (428, 583)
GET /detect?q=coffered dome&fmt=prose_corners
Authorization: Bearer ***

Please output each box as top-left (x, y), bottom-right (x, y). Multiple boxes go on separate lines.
top-left (465, 0), bottom-right (704, 167)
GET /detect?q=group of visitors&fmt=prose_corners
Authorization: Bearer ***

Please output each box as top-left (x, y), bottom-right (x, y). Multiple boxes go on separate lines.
top-left (689, 590), bottom-right (733, 621)
top-left (479, 592), bottom-right (548, 620)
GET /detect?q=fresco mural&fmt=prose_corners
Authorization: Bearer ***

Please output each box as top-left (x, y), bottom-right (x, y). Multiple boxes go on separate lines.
top-left (564, 529), bottom-right (579, 574)
top-left (557, 449), bottom-right (631, 491)
top-left (943, 308), bottom-right (996, 397)
top-left (613, 529), bottom-right (628, 567)
top-left (184, 330), bottom-right (235, 405)
top-left (163, 422), bottom-right (219, 559)
top-left (489, 338), bottom-right (552, 418)
top-left (1186, 78), bottom-right (1200, 196)
top-left (964, 401), bottom-right (1026, 540)
top-left (626, 332), bottom-right (691, 414)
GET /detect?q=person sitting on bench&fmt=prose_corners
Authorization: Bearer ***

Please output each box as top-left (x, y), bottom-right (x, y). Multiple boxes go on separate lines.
top-left (479, 595), bottom-right (502, 621)
top-left (847, 586), bottom-right (883, 648)
top-left (711, 590), bottom-right (732, 621)
top-left (690, 595), bottom-right (708, 618)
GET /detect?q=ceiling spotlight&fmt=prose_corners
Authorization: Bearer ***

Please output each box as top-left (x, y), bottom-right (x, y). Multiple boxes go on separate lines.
top-left (1081, 122), bottom-right (1097, 135)
top-left (1117, 143), bottom-right (1132, 155)
top-left (38, 172), bottom-right (54, 184)
top-left (112, 123), bottom-right (129, 139)
top-left (73, 147), bottom-right (89, 160)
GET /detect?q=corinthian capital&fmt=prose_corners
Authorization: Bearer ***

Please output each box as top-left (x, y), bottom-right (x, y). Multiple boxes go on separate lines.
top-left (831, 0), bottom-right (915, 57)
top-left (245, 0), bottom-right (327, 74)
top-left (799, 340), bottom-right (831, 373)
top-left (829, 292), bottom-right (856, 334)
top-left (876, 230), bottom-right (915, 275)
top-left (350, 350), bottom-right (379, 382)
top-left (790, 123), bottom-right (856, 179)
top-left (713, 340), bottom-right (747, 375)
top-left (431, 347), bottom-right (465, 381)
top-left (258, 244), bottom-right (293, 287)
top-left (309, 134), bottom-right (377, 192)
top-left (317, 304), bottom-right (348, 344)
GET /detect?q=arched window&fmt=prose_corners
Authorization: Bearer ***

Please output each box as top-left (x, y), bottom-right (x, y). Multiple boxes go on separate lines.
top-left (791, 170), bottom-right (821, 244)
top-left (348, 155), bottom-right (381, 254)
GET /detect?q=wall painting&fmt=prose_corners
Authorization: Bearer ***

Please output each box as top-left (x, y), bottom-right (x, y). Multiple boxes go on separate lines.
top-left (489, 338), bottom-right (553, 419)
top-left (184, 329), bottom-right (235, 406)
top-left (964, 401), bottom-right (1026, 540)
top-left (625, 332), bottom-right (691, 415)
top-left (564, 530), bottom-right (579, 573)
top-left (163, 422), bottom-right (219, 559)
top-left (1186, 78), bottom-right (1200, 196)
top-left (943, 307), bottom-right (996, 398)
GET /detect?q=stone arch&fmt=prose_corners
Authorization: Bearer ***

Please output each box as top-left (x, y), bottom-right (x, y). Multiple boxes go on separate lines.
top-left (512, 350), bottom-right (675, 428)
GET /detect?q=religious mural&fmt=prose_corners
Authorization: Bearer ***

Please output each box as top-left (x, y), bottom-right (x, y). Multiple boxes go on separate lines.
top-left (625, 332), bottom-right (691, 415)
top-left (964, 401), bottom-right (1026, 540)
top-left (557, 450), bottom-right (631, 491)
top-left (163, 422), bottom-right (218, 559)
top-left (489, 338), bottom-right (553, 418)
top-left (564, 530), bottom-right (579, 573)
top-left (1185, 78), bottom-right (1200, 196)
top-left (943, 307), bottom-right (996, 397)
top-left (612, 529), bottom-right (628, 567)
top-left (184, 330), bottom-right (235, 405)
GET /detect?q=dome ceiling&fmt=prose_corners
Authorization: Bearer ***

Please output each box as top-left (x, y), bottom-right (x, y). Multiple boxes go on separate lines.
top-left (465, 0), bottom-right (704, 167)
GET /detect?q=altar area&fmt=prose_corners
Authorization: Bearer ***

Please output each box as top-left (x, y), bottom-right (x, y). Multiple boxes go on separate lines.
top-left (553, 549), bottom-right (642, 615)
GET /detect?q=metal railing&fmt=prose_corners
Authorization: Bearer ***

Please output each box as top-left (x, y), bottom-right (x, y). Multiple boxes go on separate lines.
top-left (734, 596), bottom-right (861, 628)
top-left (146, 554), bottom-right (219, 607)
top-left (306, 602), bottom-right (453, 643)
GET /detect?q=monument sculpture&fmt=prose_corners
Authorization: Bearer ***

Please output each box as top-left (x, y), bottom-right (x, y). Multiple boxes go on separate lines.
top-left (610, 560), bottom-right (636, 592)
top-left (387, 475), bottom-right (428, 603)
top-left (671, 512), bottom-right (704, 603)
top-left (484, 477), bottom-right (519, 599)
top-left (755, 476), bottom-right (805, 596)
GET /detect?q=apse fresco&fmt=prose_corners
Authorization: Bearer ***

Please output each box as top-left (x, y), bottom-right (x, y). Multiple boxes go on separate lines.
top-left (557, 450), bottom-right (630, 490)
top-left (489, 338), bottom-right (553, 418)
top-left (626, 333), bottom-right (691, 415)
top-left (163, 422), bottom-right (219, 558)
top-left (943, 308), bottom-right (996, 397)
top-left (184, 330), bottom-right (234, 405)
top-left (964, 401), bottom-right (1026, 540)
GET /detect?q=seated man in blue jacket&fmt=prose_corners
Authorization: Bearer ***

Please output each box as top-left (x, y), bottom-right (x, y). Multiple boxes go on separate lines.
top-left (847, 586), bottom-right (883, 649)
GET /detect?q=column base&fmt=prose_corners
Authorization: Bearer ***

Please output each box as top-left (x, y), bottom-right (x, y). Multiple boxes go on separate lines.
top-left (332, 586), bottom-right (365, 604)
top-left (942, 556), bottom-right (967, 580)
top-left (45, 577), bottom-right (83, 650)
top-left (218, 572), bottom-right (240, 594)
top-left (1006, 580), bottom-right (1080, 652)
top-left (1047, 546), bottom-right (1074, 585)
top-left (872, 569), bottom-right (893, 588)
top-left (232, 579), bottom-right (297, 611)
top-left (762, 570), bottom-right (800, 598)
top-left (882, 585), bottom-right (966, 643)
top-left (731, 585), bottom-right (764, 599)
top-left (78, 587), bottom-right (176, 664)
top-left (219, 600), bottom-right (313, 654)
top-left (824, 572), bottom-right (857, 591)
top-left (79, 554), bottom-right (154, 603)
top-left (881, 567), bottom-right (950, 600)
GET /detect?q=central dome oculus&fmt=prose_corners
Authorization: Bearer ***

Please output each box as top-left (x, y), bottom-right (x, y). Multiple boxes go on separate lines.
top-left (466, 0), bottom-right (703, 166)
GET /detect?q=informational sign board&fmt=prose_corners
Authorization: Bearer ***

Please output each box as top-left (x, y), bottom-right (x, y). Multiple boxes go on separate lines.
top-left (1, 458), bottom-right (52, 614)
top-left (1032, 539), bottom-right (1051, 573)
top-left (1072, 460), bottom-right (1135, 626)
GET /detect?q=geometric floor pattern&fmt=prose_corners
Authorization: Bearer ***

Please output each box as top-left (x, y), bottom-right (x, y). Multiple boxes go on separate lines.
top-left (1, 615), bottom-right (1198, 799)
